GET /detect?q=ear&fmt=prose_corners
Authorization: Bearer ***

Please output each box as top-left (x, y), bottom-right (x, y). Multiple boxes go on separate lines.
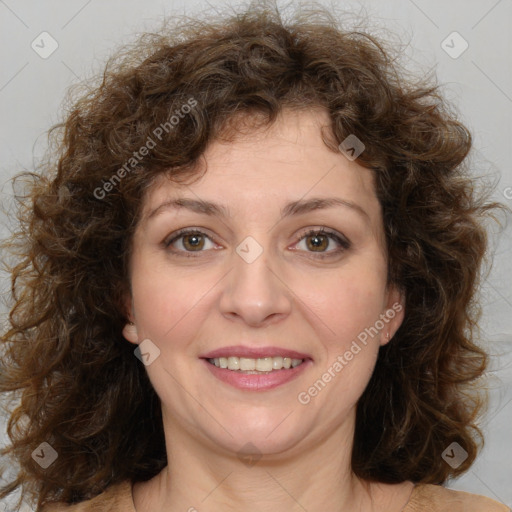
top-left (122, 322), bottom-right (139, 345)
top-left (380, 284), bottom-right (405, 346)
top-left (121, 291), bottom-right (139, 345)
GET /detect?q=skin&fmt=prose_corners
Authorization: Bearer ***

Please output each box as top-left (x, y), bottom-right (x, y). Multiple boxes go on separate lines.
top-left (123, 108), bottom-right (414, 511)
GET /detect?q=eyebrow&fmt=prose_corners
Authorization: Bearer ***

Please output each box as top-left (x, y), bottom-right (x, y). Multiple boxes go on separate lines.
top-left (146, 196), bottom-right (370, 222)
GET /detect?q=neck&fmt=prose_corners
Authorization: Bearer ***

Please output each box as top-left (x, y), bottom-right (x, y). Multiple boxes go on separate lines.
top-left (134, 408), bottom-right (383, 512)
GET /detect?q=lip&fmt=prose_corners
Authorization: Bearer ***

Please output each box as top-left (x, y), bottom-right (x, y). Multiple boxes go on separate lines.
top-left (202, 358), bottom-right (312, 391)
top-left (200, 345), bottom-right (312, 360)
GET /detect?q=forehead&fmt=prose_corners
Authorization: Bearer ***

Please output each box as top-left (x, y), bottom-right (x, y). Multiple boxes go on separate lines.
top-left (140, 108), bottom-right (380, 227)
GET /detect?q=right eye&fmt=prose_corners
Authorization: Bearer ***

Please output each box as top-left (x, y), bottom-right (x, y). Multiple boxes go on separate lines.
top-left (164, 228), bottom-right (219, 257)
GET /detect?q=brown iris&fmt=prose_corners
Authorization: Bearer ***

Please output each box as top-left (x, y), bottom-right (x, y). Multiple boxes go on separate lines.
top-left (182, 233), bottom-right (205, 251)
top-left (306, 233), bottom-right (329, 252)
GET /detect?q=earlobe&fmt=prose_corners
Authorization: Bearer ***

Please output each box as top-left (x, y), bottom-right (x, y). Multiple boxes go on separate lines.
top-left (122, 322), bottom-right (139, 344)
top-left (381, 285), bottom-right (405, 346)
top-left (121, 291), bottom-right (139, 344)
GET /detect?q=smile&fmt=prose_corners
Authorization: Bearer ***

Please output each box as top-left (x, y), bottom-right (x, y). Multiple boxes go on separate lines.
top-left (208, 356), bottom-right (304, 373)
top-left (202, 357), bottom-right (311, 391)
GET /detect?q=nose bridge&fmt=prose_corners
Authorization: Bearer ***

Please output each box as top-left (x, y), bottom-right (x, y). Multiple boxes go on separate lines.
top-left (219, 236), bottom-right (291, 325)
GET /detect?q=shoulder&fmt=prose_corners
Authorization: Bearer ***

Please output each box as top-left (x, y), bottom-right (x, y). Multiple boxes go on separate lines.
top-left (40, 480), bottom-right (135, 512)
top-left (405, 483), bottom-right (510, 512)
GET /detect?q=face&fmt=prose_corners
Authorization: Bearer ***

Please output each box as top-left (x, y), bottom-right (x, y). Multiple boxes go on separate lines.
top-left (123, 108), bottom-right (404, 459)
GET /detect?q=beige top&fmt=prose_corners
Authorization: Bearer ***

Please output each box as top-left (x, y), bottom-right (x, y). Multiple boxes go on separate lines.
top-left (41, 479), bottom-right (510, 511)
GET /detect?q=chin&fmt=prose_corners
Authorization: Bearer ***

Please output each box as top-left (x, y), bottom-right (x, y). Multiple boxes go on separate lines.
top-left (203, 414), bottom-right (311, 457)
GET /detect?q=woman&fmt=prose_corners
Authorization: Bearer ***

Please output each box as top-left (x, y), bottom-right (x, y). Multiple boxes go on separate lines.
top-left (0, 3), bottom-right (509, 511)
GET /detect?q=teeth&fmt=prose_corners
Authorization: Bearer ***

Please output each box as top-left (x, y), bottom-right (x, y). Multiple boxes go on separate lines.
top-left (256, 357), bottom-right (272, 372)
top-left (227, 356), bottom-right (239, 370)
top-left (209, 356), bottom-right (304, 371)
top-left (272, 356), bottom-right (283, 369)
top-left (240, 357), bottom-right (256, 371)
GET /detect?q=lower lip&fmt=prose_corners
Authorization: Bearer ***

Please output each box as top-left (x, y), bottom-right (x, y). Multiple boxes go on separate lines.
top-left (202, 359), bottom-right (312, 391)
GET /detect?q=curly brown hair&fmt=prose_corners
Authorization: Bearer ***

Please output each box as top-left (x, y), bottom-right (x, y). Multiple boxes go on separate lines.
top-left (0, 2), bottom-right (505, 510)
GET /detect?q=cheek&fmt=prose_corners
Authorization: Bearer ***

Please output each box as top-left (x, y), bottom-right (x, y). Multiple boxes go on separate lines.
top-left (130, 256), bottom-right (210, 343)
top-left (295, 269), bottom-right (386, 407)
top-left (299, 262), bottom-right (387, 348)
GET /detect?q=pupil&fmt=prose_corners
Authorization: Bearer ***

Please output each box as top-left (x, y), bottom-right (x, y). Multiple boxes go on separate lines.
top-left (308, 234), bottom-right (327, 251)
top-left (185, 234), bottom-right (203, 250)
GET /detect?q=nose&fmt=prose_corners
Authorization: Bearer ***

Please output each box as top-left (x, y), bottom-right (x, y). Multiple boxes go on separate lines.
top-left (219, 246), bottom-right (292, 327)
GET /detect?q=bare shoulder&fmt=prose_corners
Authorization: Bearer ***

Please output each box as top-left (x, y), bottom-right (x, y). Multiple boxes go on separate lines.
top-left (407, 483), bottom-right (510, 512)
top-left (40, 480), bottom-right (134, 512)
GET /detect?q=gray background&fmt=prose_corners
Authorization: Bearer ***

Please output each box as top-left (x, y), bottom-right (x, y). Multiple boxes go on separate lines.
top-left (0, 0), bottom-right (511, 510)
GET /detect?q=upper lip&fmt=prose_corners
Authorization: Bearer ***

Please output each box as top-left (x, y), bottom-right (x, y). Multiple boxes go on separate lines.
top-left (200, 345), bottom-right (312, 360)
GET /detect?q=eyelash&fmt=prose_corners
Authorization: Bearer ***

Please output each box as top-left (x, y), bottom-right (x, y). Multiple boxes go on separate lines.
top-left (164, 227), bottom-right (351, 259)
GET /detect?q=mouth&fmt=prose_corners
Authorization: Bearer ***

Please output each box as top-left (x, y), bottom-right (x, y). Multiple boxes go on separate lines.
top-left (206, 356), bottom-right (305, 374)
top-left (200, 346), bottom-right (312, 391)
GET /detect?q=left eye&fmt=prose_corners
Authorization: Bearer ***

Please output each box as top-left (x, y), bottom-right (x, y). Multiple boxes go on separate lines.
top-left (294, 229), bottom-right (350, 255)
